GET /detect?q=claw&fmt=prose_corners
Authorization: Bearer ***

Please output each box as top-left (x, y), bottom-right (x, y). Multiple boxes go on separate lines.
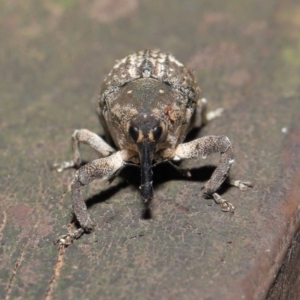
top-left (54, 228), bottom-right (84, 246)
top-left (52, 161), bottom-right (76, 172)
top-left (212, 193), bottom-right (235, 212)
top-left (206, 107), bottom-right (224, 121)
top-left (229, 180), bottom-right (254, 191)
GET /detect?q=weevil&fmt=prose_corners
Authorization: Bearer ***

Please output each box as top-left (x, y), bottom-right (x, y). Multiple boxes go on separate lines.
top-left (53, 50), bottom-right (252, 244)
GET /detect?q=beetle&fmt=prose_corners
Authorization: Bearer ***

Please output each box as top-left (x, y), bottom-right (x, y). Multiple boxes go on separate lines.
top-left (53, 49), bottom-right (252, 244)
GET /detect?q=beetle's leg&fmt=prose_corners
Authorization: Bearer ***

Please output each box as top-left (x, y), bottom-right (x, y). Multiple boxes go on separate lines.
top-left (228, 179), bottom-right (253, 190)
top-left (56, 150), bottom-right (135, 245)
top-left (72, 151), bottom-right (126, 231)
top-left (52, 129), bottom-right (116, 172)
top-left (169, 135), bottom-right (252, 212)
top-left (167, 161), bottom-right (191, 178)
top-left (193, 98), bottom-right (224, 128)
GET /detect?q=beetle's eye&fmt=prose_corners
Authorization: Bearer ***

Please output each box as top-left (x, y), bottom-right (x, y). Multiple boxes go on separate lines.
top-left (129, 126), bottom-right (139, 142)
top-left (153, 126), bottom-right (162, 141)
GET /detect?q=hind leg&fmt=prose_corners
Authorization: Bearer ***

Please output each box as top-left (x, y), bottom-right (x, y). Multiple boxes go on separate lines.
top-left (193, 98), bottom-right (224, 128)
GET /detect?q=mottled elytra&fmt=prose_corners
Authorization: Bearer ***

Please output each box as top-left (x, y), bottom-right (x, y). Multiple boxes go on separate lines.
top-left (53, 50), bottom-right (252, 245)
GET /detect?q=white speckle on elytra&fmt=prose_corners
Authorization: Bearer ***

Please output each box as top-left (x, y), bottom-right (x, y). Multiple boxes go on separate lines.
top-left (127, 90), bottom-right (132, 94)
top-left (225, 136), bottom-right (231, 144)
top-left (168, 55), bottom-right (183, 66)
top-left (159, 90), bottom-right (164, 94)
top-left (142, 70), bottom-right (151, 78)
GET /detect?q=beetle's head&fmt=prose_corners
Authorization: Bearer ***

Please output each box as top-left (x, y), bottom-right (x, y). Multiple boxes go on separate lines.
top-left (127, 113), bottom-right (165, 205)
top-left (128, 113), bottom-right (164, 146)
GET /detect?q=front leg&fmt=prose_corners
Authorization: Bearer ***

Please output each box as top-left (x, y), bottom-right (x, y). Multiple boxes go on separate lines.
top-left (168, 135), bottom-right (248, 212)
top-left (53, 129), bottom-right (116, 172)
top-left (56, 150), bottom-right (135, 245)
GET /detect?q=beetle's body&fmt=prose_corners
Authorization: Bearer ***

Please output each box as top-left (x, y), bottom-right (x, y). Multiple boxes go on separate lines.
top-left (53, 50), bottom-right (252, 244)
top-left (99, 50), bottom-right (200, 155)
